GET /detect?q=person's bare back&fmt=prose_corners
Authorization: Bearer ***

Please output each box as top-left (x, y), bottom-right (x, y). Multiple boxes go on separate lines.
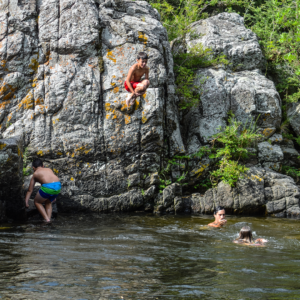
top-left (33, 167), bottom-right (59, 185)
top-left (25, 159), bottom-right (61, 223)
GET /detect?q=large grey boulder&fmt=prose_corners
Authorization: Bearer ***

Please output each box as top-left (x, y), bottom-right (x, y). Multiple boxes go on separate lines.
top-left (187, 13), bottom-right (265, 71)
top-left (0, 135), bottom-right (24, 220)
top-left (182, 69), bottom-right (281, 149)
top-left (0, 0), bottom-right (184, 212)
top-left (181, 13), bottom-right (281, 154)
top-left (184, 167), bottom-right (300, 218)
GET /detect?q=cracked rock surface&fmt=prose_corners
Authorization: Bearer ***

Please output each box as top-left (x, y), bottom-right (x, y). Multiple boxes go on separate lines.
top-left (0, 0), bottom-right (184, 213)
top-left (0, 135), bottom-right (24, 220)
top-left (182, 13), bottom-right (282, 154)
top-left (1, 4), bottom-right (300, 218)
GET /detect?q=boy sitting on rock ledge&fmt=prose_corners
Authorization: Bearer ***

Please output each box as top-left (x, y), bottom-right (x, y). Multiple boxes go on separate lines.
top-left (25, 159), bottom-right (61, 223)
top-left (124, 52), bottom-right (150, 106)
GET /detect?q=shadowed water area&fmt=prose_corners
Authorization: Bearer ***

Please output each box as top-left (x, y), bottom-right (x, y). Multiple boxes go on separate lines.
top-left (0, 214), bottom-right (300, 299)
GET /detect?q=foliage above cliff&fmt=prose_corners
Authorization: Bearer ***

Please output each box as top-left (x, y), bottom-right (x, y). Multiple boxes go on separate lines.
top-left (149, 0), bottom-right (300, 106)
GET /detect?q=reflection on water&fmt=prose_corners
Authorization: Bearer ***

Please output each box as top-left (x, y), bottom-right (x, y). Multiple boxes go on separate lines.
top-left (0, 214), bottom-right (300, 299)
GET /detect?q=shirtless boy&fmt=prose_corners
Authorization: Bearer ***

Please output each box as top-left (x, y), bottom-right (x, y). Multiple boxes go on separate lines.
top-left (25, 159), bottom-right (61, 223)
top-left (208, 206), bottom-right (227, 228)
top-left (124, 52), bottom-right (150, 106)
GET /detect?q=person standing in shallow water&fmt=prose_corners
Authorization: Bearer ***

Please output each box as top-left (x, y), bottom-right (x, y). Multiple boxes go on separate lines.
top-left (25, 159), bottom-right (61, 223)
top-left (234, 226), bottom-right (268, 245)
top-left (208, 206), bottom-right (227, 228)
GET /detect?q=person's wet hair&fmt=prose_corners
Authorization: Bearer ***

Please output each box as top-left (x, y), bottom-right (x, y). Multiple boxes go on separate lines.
top-left (32, 158), bottom-right (43, 168)
top-left (137, 52), bottom-right (148, 60)
top-left (214, 206), bottom-right (225, 215)
top-left (237, 226), bottom-right (253, 243)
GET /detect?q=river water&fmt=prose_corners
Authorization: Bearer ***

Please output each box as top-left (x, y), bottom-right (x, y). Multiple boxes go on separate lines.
top-left (0, 214), bottom-right (300, 299)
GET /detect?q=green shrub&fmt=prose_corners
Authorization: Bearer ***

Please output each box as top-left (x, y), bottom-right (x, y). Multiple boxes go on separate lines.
top-left (282, 165), bottom-right (300, 182)
top-left (160, 115), bottom-right (262, 189)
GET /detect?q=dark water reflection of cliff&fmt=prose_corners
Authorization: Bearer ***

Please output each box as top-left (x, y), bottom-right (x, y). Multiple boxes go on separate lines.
top-left (0, 214), bottom-right (300, 299)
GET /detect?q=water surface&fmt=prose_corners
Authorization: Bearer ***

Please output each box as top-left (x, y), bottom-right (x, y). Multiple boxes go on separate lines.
top-left (0, 214), bottom-right (300, 299)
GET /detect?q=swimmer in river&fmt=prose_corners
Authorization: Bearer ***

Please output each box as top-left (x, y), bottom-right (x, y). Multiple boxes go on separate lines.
top-left (124, 52), bottom-right (150, 107)
top-left (208, 206), bottom-right (227, 228)
top-left (25, 158), bottom-right (61, 223)
top-left (233, 226), bottom-right (268, 245)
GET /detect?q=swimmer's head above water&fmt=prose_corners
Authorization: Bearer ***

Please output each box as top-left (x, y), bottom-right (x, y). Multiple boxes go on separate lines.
top-left (234, 226), bottom-right (268, 245)
top-left (208, 206), bottom-right (227, 228)
top-left (237, 226), bottom-right (253, 243)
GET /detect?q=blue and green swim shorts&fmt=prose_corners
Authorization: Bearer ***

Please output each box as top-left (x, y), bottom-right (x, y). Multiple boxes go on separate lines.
top-left (39, 182), bottom-right (61, 202)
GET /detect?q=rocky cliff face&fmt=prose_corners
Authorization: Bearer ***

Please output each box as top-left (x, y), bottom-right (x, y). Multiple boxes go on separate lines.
top-left (183, 13), bottom-right (281, 151)
top-left (0, 0), bottom-right (184, 214)
top-left (0, 3), bottom-right (299, 218)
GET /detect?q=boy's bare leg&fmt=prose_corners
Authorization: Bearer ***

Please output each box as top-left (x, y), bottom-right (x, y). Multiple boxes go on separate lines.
top-left (126, 93), bottom-right (136, 106)
top-left (45, 200), bottom-right (53, 220)
top-left (127, 80), bottom-right (150, 106)
top-left (134, 80), bottom-right (150, 96)
top-left (126, 80), bottom-right (150, 106)
top-left (34, 193), bottom-right (51, 222)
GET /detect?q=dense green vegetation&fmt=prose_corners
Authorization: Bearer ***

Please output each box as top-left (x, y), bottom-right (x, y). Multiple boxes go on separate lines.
top-left (148, 0), bottom-right (300, 189)
top-left (149, 0), bottom-right (300, 109)
top-left (159, 114), bottom-right (262, 189)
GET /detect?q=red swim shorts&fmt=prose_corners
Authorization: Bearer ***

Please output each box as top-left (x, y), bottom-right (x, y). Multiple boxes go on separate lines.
top-left (124, 81), bottom-right (141, 92)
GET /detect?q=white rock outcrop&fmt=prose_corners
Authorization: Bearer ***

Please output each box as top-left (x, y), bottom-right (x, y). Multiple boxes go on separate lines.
top-left (182, 13), bottom-right (282, 153)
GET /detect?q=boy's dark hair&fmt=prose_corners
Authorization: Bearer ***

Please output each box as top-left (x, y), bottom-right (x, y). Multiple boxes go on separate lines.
top-left (32, 158), bottom-right (43, 168)
top-left (137, 52), bottom-right (148, 60)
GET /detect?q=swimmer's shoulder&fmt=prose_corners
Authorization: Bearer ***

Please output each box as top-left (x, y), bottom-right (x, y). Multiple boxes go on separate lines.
top-left (208, 222), bottom-right (220, 228)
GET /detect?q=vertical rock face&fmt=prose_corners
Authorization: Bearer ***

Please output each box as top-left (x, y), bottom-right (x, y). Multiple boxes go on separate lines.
top-left (182, 13), bottom-right (282, 153)
top-left (0, 0), bottom-right (184, 212)
top-left (0, 4), bottom-right (298, 218)
top-left (0, 135), bottom-right (24, 220)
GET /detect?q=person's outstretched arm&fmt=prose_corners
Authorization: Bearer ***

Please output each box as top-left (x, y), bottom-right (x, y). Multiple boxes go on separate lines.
top-left (25, 176), bottom-right (36, 208)
top-left (255, 238), bottom-right (268, 244)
